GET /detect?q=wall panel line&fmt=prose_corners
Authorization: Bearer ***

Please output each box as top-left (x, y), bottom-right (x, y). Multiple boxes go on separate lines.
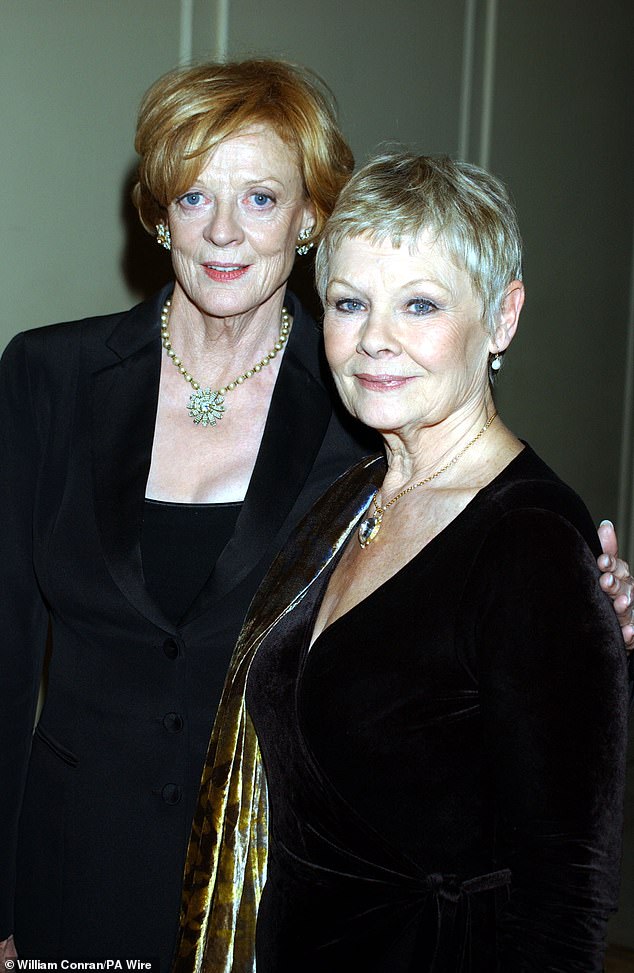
top-left (458, 0), bottom-right (477, 160)
top-left (479, 0), bottom-right (498, 169)
top-left (617, 223), bottom-right (634, 553)
top-left (179, 0), bottom-right (194, 63)
top-left (215, 0), bottom-right (230, 59)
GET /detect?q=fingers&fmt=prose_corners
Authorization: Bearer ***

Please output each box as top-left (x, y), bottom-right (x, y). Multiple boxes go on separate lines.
top-left (597, 519), bottom-right (618, 559)
top-left (599, 556), bottom-right (632, 585)
top-left (596, 524), bottom-right (634, 651)
top-left (599, 573), bottom-right (633, 630)
top-left (613, 593), bottom-right (633, 616)
top-left (599, 572), bottom-right (633, 601)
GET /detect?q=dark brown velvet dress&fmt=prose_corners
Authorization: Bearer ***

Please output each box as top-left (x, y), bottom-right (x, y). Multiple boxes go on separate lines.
top-left (245, 446), bottom-right (628, 972)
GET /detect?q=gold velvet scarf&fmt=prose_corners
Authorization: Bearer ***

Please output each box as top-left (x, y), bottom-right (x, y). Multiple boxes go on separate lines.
top-left (173, 455), bottom-right (384, 973)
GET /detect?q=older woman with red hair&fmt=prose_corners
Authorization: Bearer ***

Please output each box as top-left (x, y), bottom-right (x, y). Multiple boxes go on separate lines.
top-left (0, 59), bottom-right (372, 966)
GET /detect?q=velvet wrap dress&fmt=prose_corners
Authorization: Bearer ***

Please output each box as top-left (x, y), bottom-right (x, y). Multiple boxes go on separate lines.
top-left (176, 446), bottom-right (628, 973)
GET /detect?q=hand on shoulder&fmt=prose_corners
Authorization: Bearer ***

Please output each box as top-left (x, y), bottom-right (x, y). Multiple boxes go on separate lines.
top-left (597, 521), bottom-right (634, 652)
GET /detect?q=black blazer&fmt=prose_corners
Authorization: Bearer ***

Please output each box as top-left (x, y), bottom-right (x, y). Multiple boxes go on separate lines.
top-left (0, 285), bottom-right (374, 964)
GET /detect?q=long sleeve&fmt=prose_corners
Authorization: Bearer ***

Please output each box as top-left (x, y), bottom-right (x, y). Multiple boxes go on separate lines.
top-left (470, 507), bottom-right (628, 971)
top-left (0, 334), bottom-right (50, 939)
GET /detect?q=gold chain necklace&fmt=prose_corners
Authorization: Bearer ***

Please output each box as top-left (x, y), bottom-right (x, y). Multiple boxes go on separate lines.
top-left (358, 411), bottom-right (498, 548)
top-left (160, 299), bottom-right (291, 427)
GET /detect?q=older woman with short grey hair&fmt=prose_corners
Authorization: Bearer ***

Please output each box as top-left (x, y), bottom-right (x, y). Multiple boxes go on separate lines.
top-left (177, 153), bottom-right (629, 973)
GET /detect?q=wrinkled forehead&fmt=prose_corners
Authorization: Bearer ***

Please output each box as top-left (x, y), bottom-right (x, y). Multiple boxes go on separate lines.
top-left (170, 121), bottom-right (304, 198)
top-left (203, 121), bottom-right (302, 170)
top-left (325, 227), bottom-right (482, 308)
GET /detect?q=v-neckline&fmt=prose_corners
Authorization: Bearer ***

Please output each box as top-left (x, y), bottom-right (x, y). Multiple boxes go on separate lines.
top-left (308, 444), bottom-right (528, 654)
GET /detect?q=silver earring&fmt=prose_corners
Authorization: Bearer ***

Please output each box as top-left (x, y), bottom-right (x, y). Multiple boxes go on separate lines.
top-left (156, 223), bottom-right (171, 251)
top-left (296, 227), bottom-right (314, 256)
top-left (490, 353), bottom-right (502, 372)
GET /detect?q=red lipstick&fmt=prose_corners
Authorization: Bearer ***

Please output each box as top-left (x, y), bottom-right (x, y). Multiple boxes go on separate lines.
top-left (202, 262), bottom-right (250, 282)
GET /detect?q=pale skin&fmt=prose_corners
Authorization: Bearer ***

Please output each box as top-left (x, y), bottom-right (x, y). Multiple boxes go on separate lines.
top-left (598, 522), bottom-right (634, 649)
top-left (145, 124), bottom-right (315, 504)
top-left (313, 233), bottom-right (523, 640)
top-left (313, 234), bottom-right (634, 652)
top-left (0, 937), bottom-right (16, 967)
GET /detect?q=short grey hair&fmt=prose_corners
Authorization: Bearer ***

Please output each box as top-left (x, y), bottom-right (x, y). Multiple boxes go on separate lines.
top-left (315, 152), bottom-right (523, 335)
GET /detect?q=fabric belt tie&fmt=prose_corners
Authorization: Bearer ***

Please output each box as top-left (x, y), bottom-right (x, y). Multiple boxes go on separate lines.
top-left (426, 867), bottom-right (512, 971)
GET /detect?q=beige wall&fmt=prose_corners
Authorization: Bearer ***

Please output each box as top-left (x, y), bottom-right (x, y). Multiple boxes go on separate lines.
top-left (1, 0), bottom-right (183, 328)
top-left (227, 0), bottom-right (466, 161)
top-left (1, 0), bottom-right (632, 948)
top-left (2, 0), bottom-right (632, 522)
top-left (490, 1), bottom-right (634, 528)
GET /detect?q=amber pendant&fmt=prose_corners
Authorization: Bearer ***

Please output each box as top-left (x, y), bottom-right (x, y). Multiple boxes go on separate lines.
top-left (358, 511), bottom-right (382, 548)
top-left (187, 388), bottom-right (225, 427)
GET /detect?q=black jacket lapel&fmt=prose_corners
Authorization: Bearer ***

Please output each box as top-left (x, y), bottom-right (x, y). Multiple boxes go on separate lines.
top-left (91, 286), bottom-right (177, 632)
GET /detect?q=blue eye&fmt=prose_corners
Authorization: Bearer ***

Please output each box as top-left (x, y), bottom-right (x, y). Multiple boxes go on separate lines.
top-left (408, 298), bottom-right (437, 315)
top-left (335, 299), bottom-right (365, 313)
top-left (180, 192), bottom-right (204, 207)
top-left (250, 192), bottom-right (274, 207)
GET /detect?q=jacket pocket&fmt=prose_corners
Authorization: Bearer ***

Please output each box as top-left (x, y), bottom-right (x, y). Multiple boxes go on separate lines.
top-left (34, 724), bottom-right (79, 767)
